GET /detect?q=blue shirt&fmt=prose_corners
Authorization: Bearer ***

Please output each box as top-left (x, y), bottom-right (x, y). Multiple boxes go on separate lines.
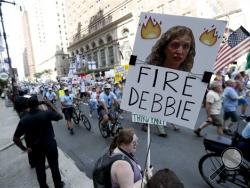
top-left (60, 94), bottom-right (73, 108)
top-left (99, 92), bottom-right (117, 109)
top-left (223, 86), bottom-right (239, 112)
top-left (242, 123), bottom-right (250, 139)
top-left (46, 91), bottom-right (56, 101)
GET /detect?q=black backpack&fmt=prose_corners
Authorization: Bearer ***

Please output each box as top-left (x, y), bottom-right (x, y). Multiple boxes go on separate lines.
top-left (93, 151), bottom-right (134, 188)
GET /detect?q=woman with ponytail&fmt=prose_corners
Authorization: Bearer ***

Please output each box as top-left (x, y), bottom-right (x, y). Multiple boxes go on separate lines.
top-left (109, 128), bottom-right (143, 188)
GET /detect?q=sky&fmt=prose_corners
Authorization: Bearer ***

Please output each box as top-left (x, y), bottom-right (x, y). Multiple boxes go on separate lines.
top-left (1, 0), bottom-right (25, 79)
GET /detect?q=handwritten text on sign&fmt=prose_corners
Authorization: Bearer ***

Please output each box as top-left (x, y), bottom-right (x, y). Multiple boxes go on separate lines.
top-left (121, 64), bottom-right (207, 129)
top-left (132, 114), bottom-right (167, 126)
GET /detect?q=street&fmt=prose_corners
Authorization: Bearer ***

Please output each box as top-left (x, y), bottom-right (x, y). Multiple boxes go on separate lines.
top-left (52, 102), bottom-right (243, 188)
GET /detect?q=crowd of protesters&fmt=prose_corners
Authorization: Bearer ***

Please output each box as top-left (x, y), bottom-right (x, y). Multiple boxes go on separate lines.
top-left (194, 66), bottom-right (250, 137)
top-left (1, 64), bottom-right (249, 187)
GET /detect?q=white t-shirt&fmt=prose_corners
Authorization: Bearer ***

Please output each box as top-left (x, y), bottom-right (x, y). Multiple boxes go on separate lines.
top-left (89, 91), bottom-right (97, 102)
top-left (80, 83), bottom-right (86, 92)
top-left (206, 90), bottom-right (222, 115)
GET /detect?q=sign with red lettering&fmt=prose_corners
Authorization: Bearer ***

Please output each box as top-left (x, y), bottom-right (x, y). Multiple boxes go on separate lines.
top-left (121, 12), bottom-right (226, 129)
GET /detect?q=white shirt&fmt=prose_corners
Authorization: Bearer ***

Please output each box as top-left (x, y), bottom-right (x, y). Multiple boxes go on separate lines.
top-left (80, 83), bottom-right (86, 92)
top-left (90, 91), bottom-right (97, 102)
top-left (206, 90), bottom-right (222, 115)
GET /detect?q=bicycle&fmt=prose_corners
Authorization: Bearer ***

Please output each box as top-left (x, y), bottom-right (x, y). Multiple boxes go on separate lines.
top-left (198, 117), bottom-right (250, 188)
top-left (72, 102), bottom-right (91, 131)
top-left (98, 109), bottom-right (122, 138)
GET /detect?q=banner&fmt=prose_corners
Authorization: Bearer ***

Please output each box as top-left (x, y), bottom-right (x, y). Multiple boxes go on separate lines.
top-left (121, 12), bottom-right (226, 129)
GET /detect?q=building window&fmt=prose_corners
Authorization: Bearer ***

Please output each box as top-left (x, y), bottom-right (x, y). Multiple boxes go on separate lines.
top-left (99, 39), bottom-right (104, 46)
top-left (100, 48), bottom-right (106, 67)
top-left (108, 46), bottom-right (114, 65)
top-left (92, 42), bottom-right (96, 49)
top-left (86, 45), bottom-right (90, 51)
top-left (107, 35), bottom-right (112, 43)
top-left (87, 54), bottom-right (92, 62)
top-left (93, 51), bottom-right (98, 67)
top-left (122, 28), bottom-right (129, 37)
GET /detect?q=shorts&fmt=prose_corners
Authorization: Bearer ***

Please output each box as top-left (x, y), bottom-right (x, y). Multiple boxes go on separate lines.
top-left (238, 98), bottom-right (248, 105)
top-left (97, 106), bottom-right (109, 120)
top-left (62, 107), bottom-right (73, 120)
top-left (223, 111), bottom-right (238, 122)
top-left (207, 115), bottom-right (223, 127)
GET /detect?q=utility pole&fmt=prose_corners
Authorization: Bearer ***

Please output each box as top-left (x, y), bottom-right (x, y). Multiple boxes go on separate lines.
top-left (0, 0), bottom-right (17, 101)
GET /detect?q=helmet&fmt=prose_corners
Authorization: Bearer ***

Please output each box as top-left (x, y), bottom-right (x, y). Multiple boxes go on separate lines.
top-left (104, 83), bottom-right (111, 89)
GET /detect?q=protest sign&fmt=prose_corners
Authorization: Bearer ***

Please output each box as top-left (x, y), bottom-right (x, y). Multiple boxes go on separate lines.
top-left (132, 113), bottom-right (167, 126)
top-left (121, 12), bottom-right (226, 129)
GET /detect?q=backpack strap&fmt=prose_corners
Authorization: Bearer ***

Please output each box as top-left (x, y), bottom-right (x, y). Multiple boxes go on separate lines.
top-left (106, 154), bottom-right (134, 187)
top-left (110, 153), bottom-right (134, 172)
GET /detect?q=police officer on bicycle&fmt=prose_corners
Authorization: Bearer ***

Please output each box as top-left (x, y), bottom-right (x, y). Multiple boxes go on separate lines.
top-left (98, 83), bottom-right (120, 129)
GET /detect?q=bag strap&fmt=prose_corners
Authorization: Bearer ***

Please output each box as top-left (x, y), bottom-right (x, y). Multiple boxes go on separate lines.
top-left (110, 154), bottom-right (134, 172)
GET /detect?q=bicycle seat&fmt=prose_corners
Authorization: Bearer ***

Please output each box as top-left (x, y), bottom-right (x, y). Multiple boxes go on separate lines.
top-left (204, 135), bottom-right (232, 154)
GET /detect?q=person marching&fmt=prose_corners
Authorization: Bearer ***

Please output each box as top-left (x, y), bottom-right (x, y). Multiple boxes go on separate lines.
top-left (60, 87), bottom-right (74, 135)
top-left (194, 81), bottom-right (224, 136)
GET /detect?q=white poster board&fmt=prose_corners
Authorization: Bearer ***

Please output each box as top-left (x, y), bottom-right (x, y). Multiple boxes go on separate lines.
top-left (121, 13), bottom-right (226, 129)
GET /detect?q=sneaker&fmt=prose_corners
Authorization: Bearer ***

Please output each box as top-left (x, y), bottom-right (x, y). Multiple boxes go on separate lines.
top-left (89, 113), bottom-right (92, 118)
top-left (194, 129), bottom-right (201, 137)
top-left (158, 133), bottom-right (167, 137)
top-left (240, 114), bottom-right (247, 118)
top-left (119, 115), bottom-right (124, 120)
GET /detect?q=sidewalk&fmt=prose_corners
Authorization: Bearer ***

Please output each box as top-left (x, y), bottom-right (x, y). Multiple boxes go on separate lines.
top-left (0, 99), bottom-right (93, 188)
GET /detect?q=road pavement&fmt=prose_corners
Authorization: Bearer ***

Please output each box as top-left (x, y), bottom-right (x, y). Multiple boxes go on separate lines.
top-left (53, 102), bottom-right (242, 188)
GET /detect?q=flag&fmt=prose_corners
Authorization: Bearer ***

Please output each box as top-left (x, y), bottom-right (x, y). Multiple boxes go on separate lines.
top-left (245, 52), bottom-right (250, 70)
top-left (214, 26), bottom-right (250, 73)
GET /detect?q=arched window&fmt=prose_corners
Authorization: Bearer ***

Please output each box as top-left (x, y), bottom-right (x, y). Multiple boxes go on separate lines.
top-left (107, 35), bottom-right (113, 43)
top-left (99, 39), bottom-right (104, 46)
top-left (80, 47), bottom-right (84, 53)
top-left (86, 45), bottom-right (90, 51)
top-left (91, 41), bottom-right (96, 49)
top-left (122, 28), bottom-right (129, 37)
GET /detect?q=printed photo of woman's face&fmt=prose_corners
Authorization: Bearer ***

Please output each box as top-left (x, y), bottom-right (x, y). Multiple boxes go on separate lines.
top-left (146, 26), bottom-right (196, 72)
top-left (163, 34), bottom-right (192, 70)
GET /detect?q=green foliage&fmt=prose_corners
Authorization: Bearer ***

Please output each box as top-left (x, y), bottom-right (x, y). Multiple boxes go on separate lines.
top-left (33, 69), bottom-right (53, 78)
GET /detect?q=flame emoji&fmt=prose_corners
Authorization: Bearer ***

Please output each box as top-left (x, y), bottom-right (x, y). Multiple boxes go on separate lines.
top-left (141, 17), bottom-right (161, 39)
top-left (199, 28), bottom-right (218, 46)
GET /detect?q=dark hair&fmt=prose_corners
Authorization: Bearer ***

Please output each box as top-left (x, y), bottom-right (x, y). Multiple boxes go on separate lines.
top-left (109, 128), bottom-right (135, 153)
top-left (14, 96), bottom-right (29, 115)
top-left (147, 168), bottom-right (184, 188)
top-left (147, 26), bottom-right (196, 71)
top-left (28, 95), bottom-right (39, 109)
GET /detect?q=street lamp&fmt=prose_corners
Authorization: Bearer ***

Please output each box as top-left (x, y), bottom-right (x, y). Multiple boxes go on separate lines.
top-left (0, 0), bottom-right (17, 101)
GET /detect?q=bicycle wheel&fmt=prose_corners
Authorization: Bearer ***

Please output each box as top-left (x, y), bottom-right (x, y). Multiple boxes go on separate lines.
top-left (72, 110), bottom-right (79, 125)
top-left (199, 153), bottom-right (240, 188)
top-left (98, 120), bottom-right (109, 138)
top-left (81, 114), bottom-right (91, 131)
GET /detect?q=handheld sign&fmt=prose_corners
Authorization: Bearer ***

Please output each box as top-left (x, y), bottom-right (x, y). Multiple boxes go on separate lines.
top-left (121, 12), bottom-right (226, 129)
